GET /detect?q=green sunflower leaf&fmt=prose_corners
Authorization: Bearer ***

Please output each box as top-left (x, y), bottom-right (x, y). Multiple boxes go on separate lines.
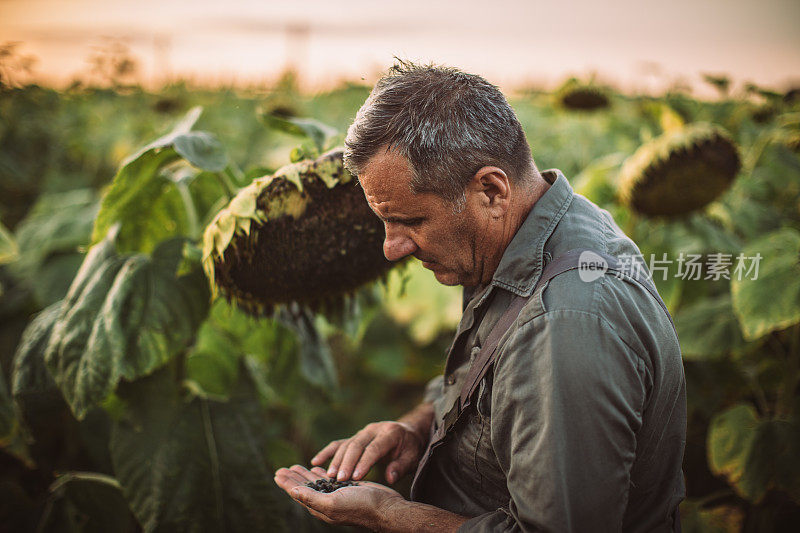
top-left (110, 364), bottom-right (295, 532)
top-left (44, 229), bottom-right (210, 419)
top-left (731, 228), bottom-right (800, 340)
top-left (91, 107), bottom-right (228, 254)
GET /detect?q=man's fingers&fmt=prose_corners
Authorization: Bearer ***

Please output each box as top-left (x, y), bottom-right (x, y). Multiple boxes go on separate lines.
top-left (275, 471), bottom-right (337, 524)
top-left (289, 465), bottom-right (322, 482)
top-left (311, 440), bottom-right (343, 467)
top-left (290, 486), bottom-right (317, 506)
top-left (336, 433), bottom-right (377, 481)
top-left (274, 468), bottom-right (309, 492)
top-left (384, 446), bottom-right (420, 484)
top-left (328, 429), bottom-right (374, 478)
top-left (327, 438), bottom-right (351, 477)
top-left (321, 422), bottom-right (402, 477)
top-left (291, 486), bottom-right (333, 518)
top-left (352, 437), bottom-right (395, 480)
top-left (310, 466), bottom-right (329, 477)
top-left (274, 467), bottom-right (307, 484)
top-left (273, 464), bottom-right (324, 493)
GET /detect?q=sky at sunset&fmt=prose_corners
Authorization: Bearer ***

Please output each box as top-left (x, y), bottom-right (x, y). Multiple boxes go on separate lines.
top-left (2, 0), bottom-right (799, 94)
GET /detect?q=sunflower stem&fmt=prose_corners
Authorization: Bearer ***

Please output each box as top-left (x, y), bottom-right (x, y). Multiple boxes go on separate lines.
top-left (743, 364), bottom-right (771, 417)
top-left (225, 163), bottom-right (247, 187)
top-left (175, 181), bottom-right (200, 240)
top-left (214, 170), bottom-right (237, 200)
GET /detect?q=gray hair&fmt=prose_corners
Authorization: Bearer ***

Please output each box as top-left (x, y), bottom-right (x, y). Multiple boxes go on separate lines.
top-left (343, 60), bottom-right (536, 209)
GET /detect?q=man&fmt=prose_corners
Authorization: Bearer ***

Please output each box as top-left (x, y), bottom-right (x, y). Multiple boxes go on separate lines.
top-left (274, 62), bottom-right (686, 532)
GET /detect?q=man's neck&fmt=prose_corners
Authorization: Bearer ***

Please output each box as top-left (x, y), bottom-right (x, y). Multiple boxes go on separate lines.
top-left (512, 174), bottom-right (551, 233)
top-left (477, 174), bottom-right (551, 286)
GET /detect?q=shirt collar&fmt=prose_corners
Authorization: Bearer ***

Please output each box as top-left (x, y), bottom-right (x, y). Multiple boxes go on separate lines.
top-left (490, 169), bottom-right (574, 296)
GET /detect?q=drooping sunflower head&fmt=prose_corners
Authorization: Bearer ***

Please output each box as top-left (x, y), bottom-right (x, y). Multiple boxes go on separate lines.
top-left (202, 150), bottom-right (393, 316)
top-left (750, 102), bottom-right (778, 124)
top-left (618, 123), bottom-right (741, 217)
top-left (556, 79), bottom-right (610, 111)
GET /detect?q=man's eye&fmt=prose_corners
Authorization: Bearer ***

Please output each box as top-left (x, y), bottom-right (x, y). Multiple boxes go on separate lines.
top-left (384, 218), bottom-right (424, 228)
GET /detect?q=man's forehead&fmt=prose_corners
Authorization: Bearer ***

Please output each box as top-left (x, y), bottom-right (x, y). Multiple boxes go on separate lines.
top-left (358, 147), bottom-right (414, 197)
top-left (362, 146), bottom-right (410, 174)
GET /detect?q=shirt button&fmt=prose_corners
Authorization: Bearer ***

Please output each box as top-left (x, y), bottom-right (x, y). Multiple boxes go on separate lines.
top-left (445, 375), bottom-right (456, 386)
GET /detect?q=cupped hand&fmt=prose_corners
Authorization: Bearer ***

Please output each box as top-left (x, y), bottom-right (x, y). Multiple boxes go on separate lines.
top-left (274, 464), bottom-right (406, 529)
top-left (310, 421), bottom-right (425, 484)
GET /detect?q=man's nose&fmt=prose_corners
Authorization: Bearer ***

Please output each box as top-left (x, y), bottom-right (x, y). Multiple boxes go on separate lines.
top-left (383, 227), bottom-right (417, 262)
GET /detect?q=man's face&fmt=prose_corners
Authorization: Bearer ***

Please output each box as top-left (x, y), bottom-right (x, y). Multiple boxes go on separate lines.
top-left (357, 148), bottom-right (488, 286)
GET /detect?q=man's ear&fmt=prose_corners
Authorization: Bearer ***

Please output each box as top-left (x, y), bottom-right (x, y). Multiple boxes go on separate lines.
top-left (468, 166), bottom-right (511, 217)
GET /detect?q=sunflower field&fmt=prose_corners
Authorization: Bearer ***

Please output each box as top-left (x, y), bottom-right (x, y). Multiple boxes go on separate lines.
top-left (1, 71), bottom-right (799, 532)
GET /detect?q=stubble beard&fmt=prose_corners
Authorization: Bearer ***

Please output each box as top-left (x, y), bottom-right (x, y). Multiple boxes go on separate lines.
top-left (447, 213), bottom-right (485, 287)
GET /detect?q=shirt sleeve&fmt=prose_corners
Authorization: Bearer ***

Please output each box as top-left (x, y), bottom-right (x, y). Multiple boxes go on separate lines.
top-left (458, 309), bottom-right (647, 533)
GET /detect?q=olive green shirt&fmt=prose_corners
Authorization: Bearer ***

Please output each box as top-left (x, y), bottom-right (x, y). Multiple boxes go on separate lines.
top-left (414, 170), bottom-right (686, 532)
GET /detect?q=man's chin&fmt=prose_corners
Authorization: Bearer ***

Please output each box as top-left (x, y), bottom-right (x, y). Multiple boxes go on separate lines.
top-left (431, 269), bottom-right (461, 286)
top-left (420, 260), bottom-right (461, 285)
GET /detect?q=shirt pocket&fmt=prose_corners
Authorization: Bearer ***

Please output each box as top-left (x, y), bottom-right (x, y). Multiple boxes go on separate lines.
top-left (452, 379), bottom-right (509, 505)
top-left (474, 375), bottom-right (510, 497)
top-left (453, 410), bottom-right (485, 480)
top-left (456, 346), bottom-right (490, 475)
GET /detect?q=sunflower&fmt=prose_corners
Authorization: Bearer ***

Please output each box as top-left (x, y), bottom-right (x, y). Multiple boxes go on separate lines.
top-left (619, 124), bottom-right (741, 217)
top-left (557, 79), bottom-right (610, 111)
top-left (202, 150), bottom-right (393, 316)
